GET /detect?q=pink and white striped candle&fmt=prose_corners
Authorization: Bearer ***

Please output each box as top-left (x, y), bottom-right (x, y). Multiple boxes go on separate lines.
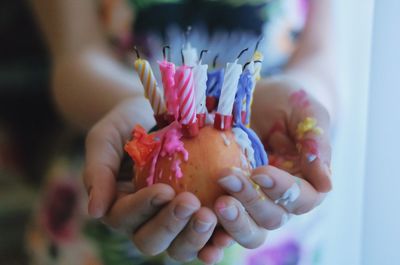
top-left (158, 60), bottom-right (178, 120)
top-left (175, 65), bottom-right (196, 125)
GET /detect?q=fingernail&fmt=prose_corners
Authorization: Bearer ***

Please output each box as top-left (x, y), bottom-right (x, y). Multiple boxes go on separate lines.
top-left (218, 204), bottom-right (239, 221)
top-left (151, 194), bottom-right (172, 207)
top-left (174, 203), bottom-right (197, 220)
top-left (251, 174), bottom-right (274, 189)
top-left (88, 193), bottom-right (104, 218)
top-left (193, 219), bottom-right (213, 233)
top-left (218, 175), bottom-right (243, 192)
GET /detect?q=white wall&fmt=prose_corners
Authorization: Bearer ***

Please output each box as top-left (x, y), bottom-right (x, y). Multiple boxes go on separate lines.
top-left (323, 0), bottom-right (374, 264)
top-left (362, 0), bottom-right (400, 263)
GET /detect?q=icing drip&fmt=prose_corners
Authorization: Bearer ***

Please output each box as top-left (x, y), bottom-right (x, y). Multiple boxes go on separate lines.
top-left (220, 133), bottom-right (231, 146)
top-left (160, 124), bottom-right (189, 161)
top-left (237, 123), bottom-right (268, 167)
top-left (275, 183), bottom-right (301, 206)
top-left (139, 122), bottom-right (189, 185)
top-left (158, 122), bottom-right (188, 180)
top-left (171, 159), bottom-right (183, 178)
top-left (231, 69), bottom-right (267, 167)
top-left (232, 127), bottom-right (256, 168)
top-left (124, 125), bottom-right (161, 168)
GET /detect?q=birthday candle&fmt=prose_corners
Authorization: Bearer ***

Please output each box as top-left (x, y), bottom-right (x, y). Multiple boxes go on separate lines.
top-left (176, 65), bottom-right (196, 125)
top-left (206, 69), bottom-right (224, 98)
top-left (134, 58), bottom-right (166, 115)
top-left (193, 62), bottom-right (208, 114)
top-left (158, 60), bottom-right (178, 119)
top-left (217, 60), bottom-right (242, 116)
top-left (236, 66), bottom-right (254, 125)
top-left (253, 50), bottom-right (263, 81)
top-left (182, 42), bottom-right (198, 67)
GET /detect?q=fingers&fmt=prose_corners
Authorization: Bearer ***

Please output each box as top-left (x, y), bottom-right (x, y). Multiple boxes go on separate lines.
top-left (251, 166), bottom-right (326, 215)
top-left (196, 228), bottom-right (233, 264)
top-left (103, 183), bottom-right (175, 232)
top-left (84, 120), bottom-right (125, 218)
top-left (132, 192), bottom-right (200, 256)
top-left (217, 168), bottom-right (288, 230)
top-left (211, 228), bottom-right (234, 248)
top-left (167, 207), bottom-right (217, 262)
top-left (197, 244), bottom-right (224, 265)
top-left (292, 95), bottom-right (333, 192)
top-left (214, 196), bottom-right (267, 249)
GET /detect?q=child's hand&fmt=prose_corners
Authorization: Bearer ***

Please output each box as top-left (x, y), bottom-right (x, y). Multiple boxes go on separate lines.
top-left (215, 79), bottom-right (332, 248)
top-left (83, 98), bottom-right (229, 264)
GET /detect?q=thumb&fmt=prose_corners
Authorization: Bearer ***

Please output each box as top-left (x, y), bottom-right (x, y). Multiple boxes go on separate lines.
top-left (84, 120), bottom-right (125, 218)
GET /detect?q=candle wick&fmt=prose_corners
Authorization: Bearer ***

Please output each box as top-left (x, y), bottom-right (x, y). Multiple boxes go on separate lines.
top-left (199, 50), bottom-right (208, 63)
top-left (133, 46), bottom-right (140, 59)
top-left (237, 48), bottom-right (249, 60)
top-left (181, 49), bottom-right (185, 65)
top-left (243, 61), bottom-right (251, 70)
top-left (213, 55), bottom-right (219, 69)
top-left (163, 45), bottom-right (170, 61)
top-left (255, 35), bottom-right (263, 52)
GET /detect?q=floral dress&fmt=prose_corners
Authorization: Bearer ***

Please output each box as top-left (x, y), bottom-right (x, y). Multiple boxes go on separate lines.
top-left (24, 1), bottom-right (328, 265)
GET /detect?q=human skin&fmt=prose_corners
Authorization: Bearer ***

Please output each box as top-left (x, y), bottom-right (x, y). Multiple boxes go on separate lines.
top-left (32, 0), bottom-right (336, 263)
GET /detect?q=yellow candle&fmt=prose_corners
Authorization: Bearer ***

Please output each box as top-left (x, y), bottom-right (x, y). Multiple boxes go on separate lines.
top-left (134, 58), bottom-right (166, 115)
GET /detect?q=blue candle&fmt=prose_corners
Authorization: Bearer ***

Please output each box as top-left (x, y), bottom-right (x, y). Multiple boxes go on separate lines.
top-left (234, 68), bottom-right (254, 126)
top-left (206, 68), bottom-right (224, 98)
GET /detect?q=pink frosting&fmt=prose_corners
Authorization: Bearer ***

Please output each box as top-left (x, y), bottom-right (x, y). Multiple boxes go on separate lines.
top-left (146, 122), bottom-right (189, 185)
top-left (158, 60), bottom-right (179, 119)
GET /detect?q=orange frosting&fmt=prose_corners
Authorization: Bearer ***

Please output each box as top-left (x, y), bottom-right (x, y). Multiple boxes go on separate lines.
top-left (124, 125), bottom-right (160, 167)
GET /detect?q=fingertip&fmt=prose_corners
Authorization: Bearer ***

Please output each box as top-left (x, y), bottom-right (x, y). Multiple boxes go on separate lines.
top-left (212, 229), bottom-right (234, 248)
top-left (88, 189), bottom-right (106, 218)
top-left (175, 191), bottom-right (202, 209)
top-left (150, 183), bottom-right (176, 198)
top-left (198, 245), bottom-right (224, 265)
top-left (305, 160), bottom-right (332, 193)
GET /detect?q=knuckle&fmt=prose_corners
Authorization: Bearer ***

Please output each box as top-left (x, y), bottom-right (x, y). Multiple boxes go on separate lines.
top-left (242, 230), bottom-right (267, 249)
top-left (161, 220), bottom-right (181, 235)
top-left (132, 236), bottom-right (163, 256)
top-left (292, 204), bottom-right (312, 215)
top-left (241, 192), bottom-right (262, 209)
top-left (259, 216), bottom-right (282, 230)
top-left (167, 248), bottom-right (196, 263)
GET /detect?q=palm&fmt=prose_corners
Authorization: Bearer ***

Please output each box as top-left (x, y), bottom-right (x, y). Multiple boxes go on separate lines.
top-left (251, 80), bottom-right (332, 192)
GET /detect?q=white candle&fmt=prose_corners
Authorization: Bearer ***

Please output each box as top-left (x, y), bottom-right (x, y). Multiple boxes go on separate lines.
top-left (182, 43), bottom-right (198, 67)
top-left (217, 60), bottom-right (242, 116)
top-left (193, 63), bottom-right (208, 114)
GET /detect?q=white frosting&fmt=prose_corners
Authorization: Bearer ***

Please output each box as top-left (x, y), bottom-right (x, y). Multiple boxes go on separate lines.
top-left (206, 112), bottom-right (215, 125)
top-left (274, 183), bottom-right (301, 206)
top-left (220, 133), bottom-right (231, 146)
top-left (232, 127), bottom-right (256, 168)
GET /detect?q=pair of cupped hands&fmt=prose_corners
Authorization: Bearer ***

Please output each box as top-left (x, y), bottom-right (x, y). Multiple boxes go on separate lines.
top-left (84, 79), bottom-right (332, 265)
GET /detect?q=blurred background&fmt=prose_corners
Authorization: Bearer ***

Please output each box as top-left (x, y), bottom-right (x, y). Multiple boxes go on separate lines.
top-left (0, 0), bottom-right (399, 264)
